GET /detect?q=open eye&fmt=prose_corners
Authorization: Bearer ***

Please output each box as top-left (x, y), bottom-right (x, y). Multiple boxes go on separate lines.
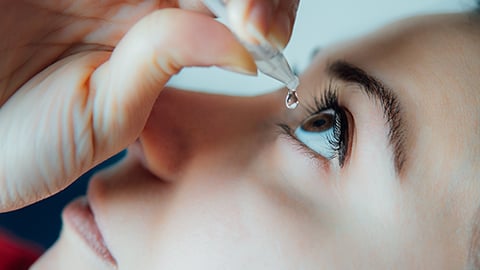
top-left (300, 110), bottom-right (335, 132)
top-left (294, 108), bottom-right (348, 165)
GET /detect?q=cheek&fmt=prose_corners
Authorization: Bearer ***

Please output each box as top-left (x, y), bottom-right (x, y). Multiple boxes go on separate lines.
top-left (95, 138), bottom-right (343, 268)
top-left (333, 167), bottom-right (410, 266)
top-left (143, 175), bottom-right (336, 268)
top-left (341, 85), bottom-right (398, 207)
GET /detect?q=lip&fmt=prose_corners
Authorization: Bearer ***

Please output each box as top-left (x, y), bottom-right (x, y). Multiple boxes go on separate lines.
top-left (63, 197), bottom-right (117, 267)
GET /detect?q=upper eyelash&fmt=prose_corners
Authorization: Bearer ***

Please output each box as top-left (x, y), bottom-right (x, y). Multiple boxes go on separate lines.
top-left (312, 88), bottom-right (346, 162)
top-left (302, 83), bottom-right (344, 159)
top-left (277, 82), bottom-right (349, 166)
top-left (303, 81), bottom-right (340, 115)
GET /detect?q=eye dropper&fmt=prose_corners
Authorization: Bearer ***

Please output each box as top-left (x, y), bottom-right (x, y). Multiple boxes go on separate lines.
top-left (202, 0), bottom-right (300, 109)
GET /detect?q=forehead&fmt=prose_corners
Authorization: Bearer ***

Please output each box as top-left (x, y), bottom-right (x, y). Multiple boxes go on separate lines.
top-left (305, 13), bottom-right (480, 175)
top-left (319, 13), bottom-right (480, 97)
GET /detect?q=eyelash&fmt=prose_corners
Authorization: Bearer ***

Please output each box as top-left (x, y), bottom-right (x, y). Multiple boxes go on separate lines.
top-left (279, 85), bottom-right (350, 167)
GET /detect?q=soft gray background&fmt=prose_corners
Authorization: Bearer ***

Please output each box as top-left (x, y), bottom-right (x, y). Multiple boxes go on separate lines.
top-left (169, 0), bottom-right (473, 95)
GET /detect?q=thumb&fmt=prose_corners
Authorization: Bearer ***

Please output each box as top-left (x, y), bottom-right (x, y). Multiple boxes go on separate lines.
top-left (0, 8), bottom-right (256, 212)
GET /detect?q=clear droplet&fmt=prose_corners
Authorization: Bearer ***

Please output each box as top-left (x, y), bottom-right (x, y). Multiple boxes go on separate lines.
top-left (285, 89), bottom-right (299, 109)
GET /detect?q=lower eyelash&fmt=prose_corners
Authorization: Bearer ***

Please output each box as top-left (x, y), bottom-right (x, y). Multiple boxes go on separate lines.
top-left (276, 123), bottom-right (331, 161)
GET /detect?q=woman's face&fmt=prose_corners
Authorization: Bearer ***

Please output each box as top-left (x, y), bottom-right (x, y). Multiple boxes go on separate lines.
top-left (33, 13), bottom-right (480, 269)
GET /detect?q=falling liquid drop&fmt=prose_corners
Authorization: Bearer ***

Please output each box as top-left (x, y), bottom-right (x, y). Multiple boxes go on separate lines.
top-left (285, 89), bottom-right (299, 109)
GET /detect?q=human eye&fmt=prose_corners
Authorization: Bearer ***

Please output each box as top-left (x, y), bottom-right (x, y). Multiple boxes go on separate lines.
top-left (280, 86), bottom-right (350, 167)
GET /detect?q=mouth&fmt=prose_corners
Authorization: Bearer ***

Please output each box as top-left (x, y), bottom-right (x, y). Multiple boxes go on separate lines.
top-left (62, 197), bottom-right (117, 267)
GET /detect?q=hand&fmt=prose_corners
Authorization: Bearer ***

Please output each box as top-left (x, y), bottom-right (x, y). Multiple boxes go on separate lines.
top-left (0, 0), bottom-right (299, 212)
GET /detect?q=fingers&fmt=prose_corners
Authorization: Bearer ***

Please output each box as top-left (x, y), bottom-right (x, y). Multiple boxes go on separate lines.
top-left (90, 8), bottom-right (256, 155)
top-left (226, 0), bottom-right (300, 49)
top-left (0, 52), bottom-right (112, 212)
top-left (0, 9), bottom-right (256, 212)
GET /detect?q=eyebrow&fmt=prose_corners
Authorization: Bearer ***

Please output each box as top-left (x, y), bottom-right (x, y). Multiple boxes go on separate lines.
top-left (327, 60), bottom-right (406, 173)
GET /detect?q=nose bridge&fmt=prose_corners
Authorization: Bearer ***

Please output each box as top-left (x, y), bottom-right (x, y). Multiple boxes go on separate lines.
top-left (139, 88), bottom-right (281, 180)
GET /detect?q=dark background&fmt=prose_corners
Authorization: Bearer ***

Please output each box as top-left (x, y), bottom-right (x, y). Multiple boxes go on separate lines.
top-left (0, 151), bottom-right (125, 249)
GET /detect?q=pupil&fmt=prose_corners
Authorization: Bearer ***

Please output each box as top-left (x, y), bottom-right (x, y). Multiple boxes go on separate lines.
top-left (302, 113), bottom-right (334, 132)
top-left (313, 119), bottom-right (326, 127)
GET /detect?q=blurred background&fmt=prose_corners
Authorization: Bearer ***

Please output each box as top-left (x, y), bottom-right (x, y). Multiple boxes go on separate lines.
top-left (169, 0), bottom-right (472, 95)
top-left (0, 0), bottom-right (474, 250)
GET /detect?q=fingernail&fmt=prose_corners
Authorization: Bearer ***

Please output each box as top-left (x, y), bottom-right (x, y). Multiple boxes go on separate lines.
top-left (220, 44), bottom-right (258, 76)
top-left (268, 11), bottom-right (291, 50)
top-left (219, 64), bottom-right (258, 76)
top-left (245, 1), bottom-right (273, 44)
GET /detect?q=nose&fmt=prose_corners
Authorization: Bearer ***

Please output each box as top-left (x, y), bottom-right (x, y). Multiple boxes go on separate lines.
top-left (135, 87), bottom-right (283, 181)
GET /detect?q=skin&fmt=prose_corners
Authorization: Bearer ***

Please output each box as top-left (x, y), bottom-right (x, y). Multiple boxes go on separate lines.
top-left (0, 0), bottom-right (299, 211)
top-left (30, 12), bottom-right (480, 269)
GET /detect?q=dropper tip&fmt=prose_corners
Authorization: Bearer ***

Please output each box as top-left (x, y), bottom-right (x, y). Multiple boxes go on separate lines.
top-left (286, 76), bottom-right (300, 90)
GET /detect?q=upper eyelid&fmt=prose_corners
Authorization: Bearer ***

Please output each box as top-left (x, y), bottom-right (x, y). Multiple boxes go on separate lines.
top-left (326, 60), bottom-right (406, 173)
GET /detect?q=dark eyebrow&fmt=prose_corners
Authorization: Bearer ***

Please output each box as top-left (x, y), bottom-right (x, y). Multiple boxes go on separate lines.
top-left (327, 60), bottom-right (406, 173)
